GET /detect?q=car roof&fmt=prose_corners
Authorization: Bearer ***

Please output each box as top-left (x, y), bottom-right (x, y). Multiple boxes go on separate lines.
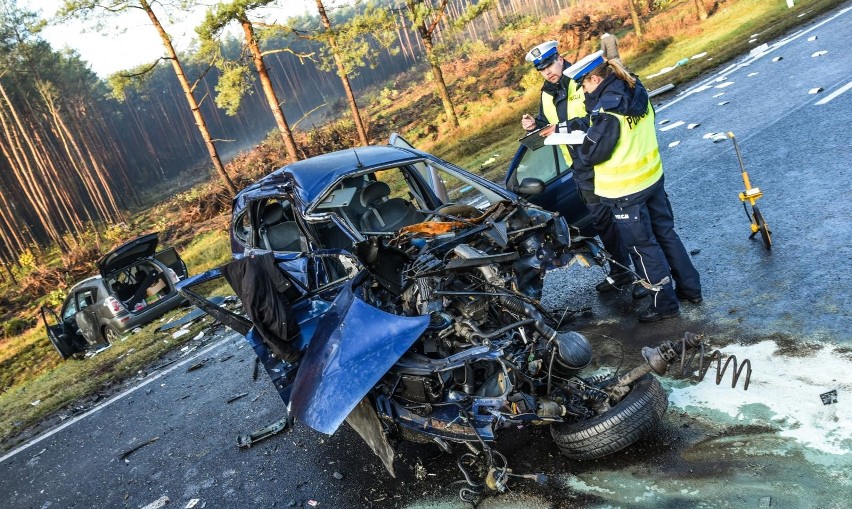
top-left (70, 275), bottom-right (103, 291)
top-left (235, 145), bottom-right (422, 212)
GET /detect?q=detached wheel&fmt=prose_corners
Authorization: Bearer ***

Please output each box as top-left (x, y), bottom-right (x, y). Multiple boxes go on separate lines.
top-left (752, 206), bottom-right (772, 250)
top-left (102, 325), bottom-right (120, 344)
top-left (550, 374), bottom-right (668, 460)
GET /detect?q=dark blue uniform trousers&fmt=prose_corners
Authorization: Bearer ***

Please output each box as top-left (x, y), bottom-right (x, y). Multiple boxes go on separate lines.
top-left (602, 176), bottom-right (701, 313)
top-left (578, 185), bottom-right (632, 275)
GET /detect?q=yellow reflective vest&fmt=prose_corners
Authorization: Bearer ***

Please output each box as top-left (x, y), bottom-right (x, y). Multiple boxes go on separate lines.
top-left (541, 79), bottom-right (586, 166)
top-left (593, 100), bottom-right (663, 199)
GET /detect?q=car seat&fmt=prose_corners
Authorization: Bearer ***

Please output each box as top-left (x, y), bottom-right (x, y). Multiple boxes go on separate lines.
top-left (112, 280), bottom-right (135, 301)
top-left (339, 176), bottom-right (368, 226)
top-left (358, 181), bottom-right (425, 233)
top-left (259, 202), bottom-right (302, 252)
top-left (127, 268), bottom-right (158, 309)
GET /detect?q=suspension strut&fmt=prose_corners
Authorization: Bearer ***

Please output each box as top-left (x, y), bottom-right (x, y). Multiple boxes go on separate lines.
top-left (615, 332), bottom-right (752, 390)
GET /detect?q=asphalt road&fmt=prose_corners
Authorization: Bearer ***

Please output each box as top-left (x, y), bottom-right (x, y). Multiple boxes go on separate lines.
top-left (1, 4), bottom-right (850, 509)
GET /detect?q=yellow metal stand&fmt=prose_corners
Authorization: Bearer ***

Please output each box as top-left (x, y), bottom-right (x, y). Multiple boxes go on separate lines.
top-left (728, 132), bottom-right (772, 249)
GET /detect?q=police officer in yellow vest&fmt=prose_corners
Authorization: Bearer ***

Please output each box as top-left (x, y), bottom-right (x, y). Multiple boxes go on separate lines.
top-left (522, 41), bottom-right (646, 300)
top-left (565, 51), bottom-right (702, 322)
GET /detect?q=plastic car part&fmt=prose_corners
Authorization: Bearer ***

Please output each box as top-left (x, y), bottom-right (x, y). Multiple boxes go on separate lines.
top-left (237, 416), bottom-right (289, 448)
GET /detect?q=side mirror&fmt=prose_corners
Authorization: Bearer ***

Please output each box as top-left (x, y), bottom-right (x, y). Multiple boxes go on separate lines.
top-left (514, 177), bottom-right (545, 196)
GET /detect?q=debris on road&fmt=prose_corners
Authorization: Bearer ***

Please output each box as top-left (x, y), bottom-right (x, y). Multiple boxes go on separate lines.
top-left (718, 101), bottom-right (730, 106)
top-left (820, 389), bottom-right (838, 405)
top-left (808, 87), bottom-right (824, 94)
top-left (811, 50), bottom-right (828, 57)
top-left (668, 141), bottom-right (681, 148)
top-left (186, 499), bottom-right (200, 509)
top-left (772, 56), bottom-right (784, 62)
top-left (120, 436), bottom-right (160, 461)
top-left (332, 471), bottom-right (343, 480)
top-left (237, 416), bottom-right (289, 448)
top-left (226, 392), bottom-right (249, 404)
top-left (688, 123), bottom-right (700, 129)
top-left (186, 359), bottom-right (207, 372)
top-left (172, 328), bottom-right (191, 339)
top-left (140, 495), bottom-right (170, 509)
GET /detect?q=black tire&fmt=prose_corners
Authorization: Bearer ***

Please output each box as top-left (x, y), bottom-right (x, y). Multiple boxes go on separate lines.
top-left (550, 374), bottom-right (668, 460)
top-left (753, 206), bottom-right (772, 250)
top-left (102, 325), bottom-right (120, 345)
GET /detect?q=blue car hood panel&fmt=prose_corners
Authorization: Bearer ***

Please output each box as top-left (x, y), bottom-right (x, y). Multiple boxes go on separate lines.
top-left (290, 282), bottom-right (430, 435)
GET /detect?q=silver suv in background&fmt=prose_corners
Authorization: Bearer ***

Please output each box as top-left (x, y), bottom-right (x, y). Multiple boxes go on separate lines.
top-left (41, 233), bottom-right (188, 359)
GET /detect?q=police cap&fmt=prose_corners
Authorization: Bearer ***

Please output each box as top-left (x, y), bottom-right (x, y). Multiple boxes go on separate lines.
top-left (563, 50), bottom-right (606, 81)
top-left (525, 40), bottom-right (559, 70)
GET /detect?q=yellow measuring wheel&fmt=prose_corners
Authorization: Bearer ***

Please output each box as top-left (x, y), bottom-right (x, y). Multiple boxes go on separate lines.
top-left (728, 132), bottom-right (771, 250)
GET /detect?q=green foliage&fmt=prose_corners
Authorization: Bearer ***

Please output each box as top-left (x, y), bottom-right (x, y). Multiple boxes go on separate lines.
top-left (456, 38), bottom-right (490, 61)
top-left (1, 317), bottom-right (30, 338)
top-left (177, 230), bottom-right (231, 274)
top-left (315, 1), bottom-right (400, 76)
top-left (102, 222), bottom-right (131, 243)
top-left (377, 85), bottom-right (398, 108)
top-left (215, 62), bottom-right (253, 115)
top-left (106, 62), bottom-right (158, 101)
top-left (450, 0), bottom-right (495, 31)
top-left (44, 288), bottom-right (67, 309)
top-left (18, 249), bottom-right (36, 271)
top-left (495, 13), bottom-right (536, 33)
top-left (519, 68), bottom-right (542, 92)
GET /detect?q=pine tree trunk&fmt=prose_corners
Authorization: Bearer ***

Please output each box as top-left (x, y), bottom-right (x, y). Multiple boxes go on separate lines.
top-left (315, 0), bottom-right (369, 145)
top-left (0, 83), bottom-right (69, 250)
top-left (628, 0), bottom-right (643, 38)
top-left (694, 0), bottom-right (708, 20)
top-left (139, 0), bottom-right (237, 195)
top-left (421, 35), bottom-right (459, 129)
top-left (240, 17), bottom-right (300, 161)
top-left (407, 0), bottom-right (459, 129)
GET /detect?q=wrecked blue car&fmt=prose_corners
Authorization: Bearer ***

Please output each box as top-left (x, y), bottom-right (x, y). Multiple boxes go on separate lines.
top-left (179, 135), bottom-right (691, 494)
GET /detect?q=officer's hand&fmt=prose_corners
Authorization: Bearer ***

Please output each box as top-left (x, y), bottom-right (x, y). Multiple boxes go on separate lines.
top-left (538, 124), bottom-right (556, 137)
top-left (521, 114), bottom-right (536, 131)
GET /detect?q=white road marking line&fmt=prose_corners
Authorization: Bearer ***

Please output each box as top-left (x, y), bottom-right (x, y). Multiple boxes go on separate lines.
top-left (660, 121), bottom-right (685, 132)
top-left (0, 335), bottom-right (235, 464)
top-left (657, 6), bottom-right (852, 112)
top-left (815, 80), bottom-right (852, 105)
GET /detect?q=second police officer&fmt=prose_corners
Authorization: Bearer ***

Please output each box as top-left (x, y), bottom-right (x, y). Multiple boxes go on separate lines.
top-left (521, 40), bottom-right (647, 300)
top-left (564, 51), bottom-right (702, 322)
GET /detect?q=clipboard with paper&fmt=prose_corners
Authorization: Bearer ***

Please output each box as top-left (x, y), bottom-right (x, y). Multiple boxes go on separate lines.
top-left (544, 130), bottom-right (586, 145)
top-left (518, 127), bottom-right (548, 151)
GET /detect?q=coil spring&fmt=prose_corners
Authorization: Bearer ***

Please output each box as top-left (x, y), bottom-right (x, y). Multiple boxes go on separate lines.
top-left (675, 337), bottom-right (752, 390)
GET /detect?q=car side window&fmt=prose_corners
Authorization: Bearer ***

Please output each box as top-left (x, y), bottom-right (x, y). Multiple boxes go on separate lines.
top-left (77, 288), bottom-right (97, 310)
top-left (419, 162), bottom-right (504, 212)
top-left (233, 210), bottom-right (250, 246)
top-left (515, 146), bottom-right (569, 184)
top-left (61, 297), bottom-right (79, 320)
